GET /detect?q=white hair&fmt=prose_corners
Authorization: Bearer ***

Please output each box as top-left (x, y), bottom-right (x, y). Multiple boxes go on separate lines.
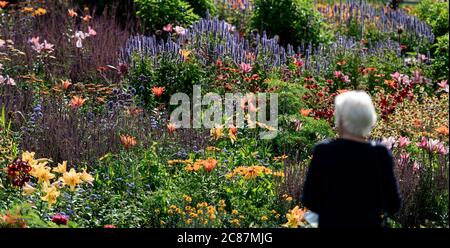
top-left (334, 91), bottom-right (377, 137)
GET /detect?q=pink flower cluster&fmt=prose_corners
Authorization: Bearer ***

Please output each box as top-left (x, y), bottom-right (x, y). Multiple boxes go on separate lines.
top-left (28, 36), bottom-right (54, 53)
top-left (0, 74), bottom-right (15, 86)
top-left (416, 137), bottom-right (448, 155)
top-left (333, 70), bottom-right (350, 83)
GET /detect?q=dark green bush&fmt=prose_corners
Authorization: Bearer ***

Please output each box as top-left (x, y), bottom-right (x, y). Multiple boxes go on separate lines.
top-left (251, 0), bottom-right (332, 47)
top-left (274, 115), bottom-right (335, 159)
top-left (185, 0), bottom-right (217, 17)
top-left (129, 56), bottom-right (208, 109)
top-left (134, 0), bottom-right (200, 32)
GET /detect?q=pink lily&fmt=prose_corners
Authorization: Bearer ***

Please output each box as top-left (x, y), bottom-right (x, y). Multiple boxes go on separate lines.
top-left (240, 63), bottom-right (252, 73)
top-left (88, 26), bottom-right (97, 36)
top-left (163, 24), bottom-right (173, 32)
top-left (390, 72), bottom-right (401, 82)
top-left (398, 136), bottom-right (411, 148)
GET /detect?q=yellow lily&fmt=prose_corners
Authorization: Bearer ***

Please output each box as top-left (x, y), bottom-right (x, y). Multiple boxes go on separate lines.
top-left (22, 182), bottom-right (36, 196)
top-left (41, 185), bottom-right (60, 207)
top-left (53, 161), bottom-right (67, 174)
top-left (62, 168), bottom-right (82, 191)
top-left (80, 169), bottom-right (94, 184)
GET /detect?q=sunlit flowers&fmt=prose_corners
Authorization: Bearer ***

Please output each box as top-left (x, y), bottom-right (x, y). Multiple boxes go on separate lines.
top-left (416, 137), bottom-right (449, 155)
top-left (210, 126), bottom-right (224, 140)
top-left (240, 63), bottom-right (252, 73)
top-left (22, 182), bottom-right (36, 196)
top-left (61, 79), bottom-right (72, 90)
top-left (68, 9), bottom-right (77, 17)
top-left (120, 135), bottom-right (137, 150)
top-left (179, 49), bottom-right (191, 60)
top-left (283, 206), bottom-right (307, 228)
top-left (32, 8), bottom-right (47, 16)
top-left (183, 195), bottom-right (192, 202)
top-left (151, 86), bottom-right (165, 97)
top-left (41, 185), bottom-right (60, 207)
top-left (69, 96), bottom-right (86, 109)
top-left (202, 158), bottom-right (218, 173)
top-left (0, 1), bottom-right (8, 8)
top-left (185, 158), bottom-right (218, 173)
top-left (80, 169), bottom-right (94, 184)
top-left (435, 126), bottom-right (449, 136)
top-left (62, 168), bottom-right (82, 191)
top-left (398, 136), bottom-right (411, 148)
top-left (437, 80), bottom-right (448, 93)
top-left (52, 161), bottom-right (67, 174)
top-left (228, 127), bottom-right (237, 144)
top-left (30, 162), bottom-right (55, 186)
top-left (167, 122), bottom-right (177, 133)
top-left (226, 165), bottom-right (280, 180)
top-left (299, 109), bottom-right (312, 117)
top-left (21, 7), bottom-right (33, 13)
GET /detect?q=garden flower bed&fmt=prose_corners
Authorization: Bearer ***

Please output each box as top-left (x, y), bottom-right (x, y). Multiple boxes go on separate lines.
top-left (0, 0), bottom-right (448, 228)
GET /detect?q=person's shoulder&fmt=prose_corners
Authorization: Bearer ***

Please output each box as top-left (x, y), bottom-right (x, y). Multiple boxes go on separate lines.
top-left (313, 139), bottom-right (335, 152)
top-left (369, 140), bottom-right (393, 158)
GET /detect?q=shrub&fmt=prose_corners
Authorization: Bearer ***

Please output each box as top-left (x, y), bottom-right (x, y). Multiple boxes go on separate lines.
top-left (129, 55), bottom-right (208, 109)
top-left (415, 0), bottom-right (449, 37)
top-left (251, 0), bottom-right (332, 47)
top-left (185, 0), bottom-right (217, 17)
top-left (274, 115), bottom-right (335, 159)
top-left (134, 0), bottom-right (200, 32)
top-left (432, 33), bottom-right (449, 82)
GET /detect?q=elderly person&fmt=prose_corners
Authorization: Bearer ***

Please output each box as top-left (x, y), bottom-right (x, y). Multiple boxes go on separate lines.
top-left (301, 91), bottom-right (401, 228)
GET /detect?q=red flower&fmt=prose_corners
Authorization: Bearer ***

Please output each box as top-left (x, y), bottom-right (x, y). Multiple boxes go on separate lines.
top-left (152, 86), bottom-right (165, 97)
top-left (216, 59), bottom-right (223, 68)
top-left (295, 59), bottom-right (304, 68)
top-left (104, 224), bottom-right (116, 228)
top-left (7, 159), bottom-right (32, 187)
top-left (52, 214), bottom-right (69, 225)
top-left (167, 123), bottom-right (177, 133)
top-left (229, 127), bottom-right (238, 135)
top-left (400, 45), bottom-right (407, 51)
top-left (117, 63), bottom-right (128, 75)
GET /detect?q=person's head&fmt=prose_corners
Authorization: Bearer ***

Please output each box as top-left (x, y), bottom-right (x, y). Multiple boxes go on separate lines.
top-left (334, 91), bottom-right (377, 138)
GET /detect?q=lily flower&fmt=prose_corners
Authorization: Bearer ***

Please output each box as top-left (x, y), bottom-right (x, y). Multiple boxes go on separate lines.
top-left (398, 136), bottom-right (411, 148)
top-left (163, 24), bottom-right (173, 32)
top-left (62, 168), bottom-right (82, 191)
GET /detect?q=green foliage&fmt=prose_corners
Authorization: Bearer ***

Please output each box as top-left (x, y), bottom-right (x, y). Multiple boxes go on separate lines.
top-left (415, 0), bottom-right (449, 37)
top-left (0, 106), bottom-right (18, 168)
top-left (432, 33), bottom-right (449, 82)
top-left (251, 0), bottom-right (332, 47)
top-left (274, 115), bottom-right (335, 158)
top-left (134, 0), bottom-right (200, 32)
top-left (185, 0), bottom-right (217, 17)
top-left (129, 55), bottom-right (208, 109)
top-left (268, 79), bottom-right (309, 116)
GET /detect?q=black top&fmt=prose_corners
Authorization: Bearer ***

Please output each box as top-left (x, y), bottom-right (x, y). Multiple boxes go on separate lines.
top-left (301, 138), bottom-right (401, 228)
